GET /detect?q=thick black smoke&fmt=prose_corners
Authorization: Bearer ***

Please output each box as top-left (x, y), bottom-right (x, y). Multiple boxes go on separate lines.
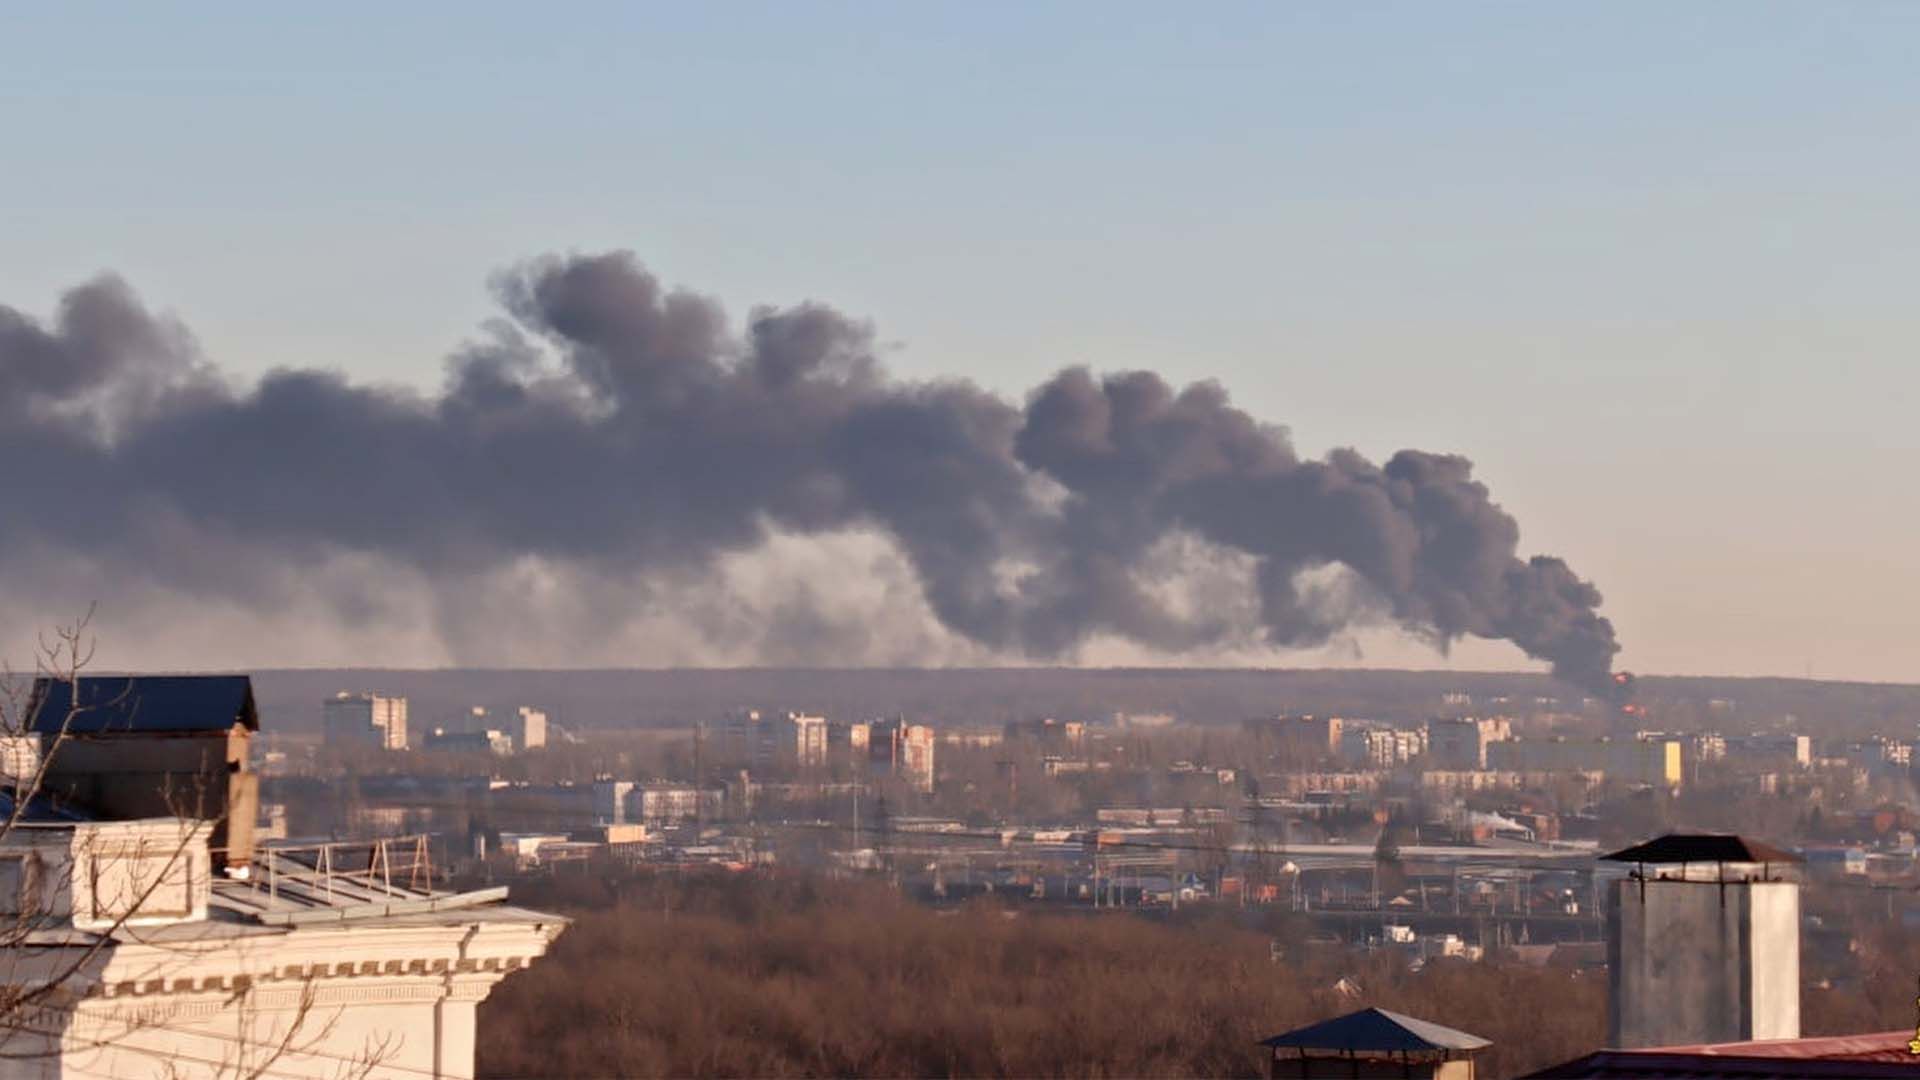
top-left (0, 252), bottom-right (1619, 689)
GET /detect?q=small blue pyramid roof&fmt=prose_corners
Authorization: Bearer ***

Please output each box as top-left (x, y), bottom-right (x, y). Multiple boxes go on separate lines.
top-left (1261, 1007), bottom-right (1490, 1053)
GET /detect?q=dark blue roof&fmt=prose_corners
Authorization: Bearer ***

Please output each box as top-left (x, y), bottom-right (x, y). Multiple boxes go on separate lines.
top-left (1602, 833), bottom-right (1800, 865)
top-left (1261, 1008), bottom-right (1490, 1053)
top-left (29, 676), bottom-right (258, 735)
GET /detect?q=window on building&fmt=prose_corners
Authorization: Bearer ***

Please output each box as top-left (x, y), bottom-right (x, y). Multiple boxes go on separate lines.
top-left (0, 854), bottom-right (39, 917)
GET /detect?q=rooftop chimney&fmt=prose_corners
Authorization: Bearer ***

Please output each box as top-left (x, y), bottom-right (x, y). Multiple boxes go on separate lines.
top-left (28, 675), bottom-right (260, 873)
top-left (1602, 833), bottom-right (1801, 1049)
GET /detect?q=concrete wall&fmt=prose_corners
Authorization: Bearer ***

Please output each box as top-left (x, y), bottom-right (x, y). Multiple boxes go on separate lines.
top-left (1608, 877), bottom-right (1799, 1048)
top-left (1746, 879), bottom-right (1800, 1041)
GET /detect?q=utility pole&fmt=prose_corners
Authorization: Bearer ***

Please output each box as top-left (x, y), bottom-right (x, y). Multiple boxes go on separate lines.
top-left (692, 718), bottom-right (704, 830)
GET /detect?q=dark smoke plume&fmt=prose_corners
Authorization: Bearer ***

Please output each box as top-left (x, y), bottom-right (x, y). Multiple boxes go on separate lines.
top-left (0, 253), bottom-right (1620, 689)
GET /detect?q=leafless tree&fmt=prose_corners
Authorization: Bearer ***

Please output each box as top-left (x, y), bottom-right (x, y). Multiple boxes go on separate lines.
top-left (0, 614), bottom-right (395, 1079)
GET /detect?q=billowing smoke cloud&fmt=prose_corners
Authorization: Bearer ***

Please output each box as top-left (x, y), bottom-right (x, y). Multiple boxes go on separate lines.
top-left (0, 252), bottom-right (1619, 690)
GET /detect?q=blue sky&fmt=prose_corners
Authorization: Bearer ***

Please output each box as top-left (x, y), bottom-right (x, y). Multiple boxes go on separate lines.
top-left (6, 3), bottom-right (1920, 679)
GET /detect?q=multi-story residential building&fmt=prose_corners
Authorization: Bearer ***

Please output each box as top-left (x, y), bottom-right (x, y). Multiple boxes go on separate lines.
top-left (902, 726), bottom-right (936, 793)
top-left (1003, 717), bottom-right (1085, 751)
top-left (791, 713), bottom-right (827, 768)
top-left (1424, 717), bottom-right (1511, 770)
top-left (593, 778), bottom-right (638, 824)
top-left (829, 719), bottom-right (871, 755)
top-left (1842, 738), bottom-right (1911, 772)
top-left (1486, 736), bottom-right (1684, 787)
top-left (424, 726), bottom-right (514, 756)
top-left (870, 717), bottom-right (936, 793)
top-left (512, 706), bottom-right (548, 751)
top-left (718, 709), bottom-right (827, 770)
top-left (635, 782), bottom-right (724, 824)
top-left (1724, 733), bottom-right (1812, 769)
top-left (452, 704), bottom-right (544, 752)
top-left (1690, 731), bottom-right (1728, 763)
top-left (1339, 725), bottom-right (1427, 768)
top-left (941, 730), bottom-right (1004, 748)
top-left (321, 691), bottom-right (409, 751)
top-left (1249, 714), bottom-right (1345, 759)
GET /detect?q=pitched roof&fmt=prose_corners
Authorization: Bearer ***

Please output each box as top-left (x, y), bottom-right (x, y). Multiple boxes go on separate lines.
top-left (1260, 1007), bottom-right (1490, 1054)
top-left (28, 676), bottom-right (259, 735)
top-left (1601, 833), bottom-right (1800, 865)
top-left (1524, 1031), bottom-right (1920, 1077)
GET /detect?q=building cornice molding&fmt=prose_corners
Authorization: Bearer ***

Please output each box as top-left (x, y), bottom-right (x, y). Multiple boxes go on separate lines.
top-left (4, 916), bottom-right (562, 1006)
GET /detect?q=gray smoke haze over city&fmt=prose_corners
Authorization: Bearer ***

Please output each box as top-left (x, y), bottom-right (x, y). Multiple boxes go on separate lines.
top-left (0, 252), bottom-right (1619, 690)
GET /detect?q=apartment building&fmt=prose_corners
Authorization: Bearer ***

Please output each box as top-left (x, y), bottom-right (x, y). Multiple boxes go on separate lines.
top-left (870, 717), bottom-right (936, 793)
top-left (1424, 717), bottom-right (1512, 770)
top-left (321, 692), bottom-right (409, 751)
top-left (1339, 725), bottom-right (1427, 768)
top-left (1249, 714), bottom-right (1345, 759)
top-left (1487, 736), bottom-right (1684, 788)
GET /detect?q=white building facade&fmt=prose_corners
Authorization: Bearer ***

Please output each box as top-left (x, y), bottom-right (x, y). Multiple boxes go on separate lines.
top-left (0, 821), bottom-right (563, 1079)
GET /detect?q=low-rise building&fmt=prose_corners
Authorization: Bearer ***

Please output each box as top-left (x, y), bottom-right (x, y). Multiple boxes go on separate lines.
top-left (1269, 771), bottom-right (1383, 798)
top-left (593, 778), bottom-right (637, 824)
top-left (1418, 769), bottom-right (1605, 794)
top-left (424, 726), bottom-right (514, 756)
top-left (497, 831), bottom-right (572, 866)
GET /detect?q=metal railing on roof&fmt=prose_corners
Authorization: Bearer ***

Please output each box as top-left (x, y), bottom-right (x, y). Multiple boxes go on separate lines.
top-left (222, 834), bottom-right (437, 907)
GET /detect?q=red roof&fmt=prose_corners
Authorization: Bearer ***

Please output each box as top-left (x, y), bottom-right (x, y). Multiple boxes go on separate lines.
top-left (1653, 1031), bottom-right (1917, 1063)
top-left (1526, 1031), bottom-right (1920, 1077)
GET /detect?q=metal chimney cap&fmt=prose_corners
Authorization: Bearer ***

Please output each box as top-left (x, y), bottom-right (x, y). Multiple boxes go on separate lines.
top-left (1601, 832), bottom-right (1801, 865)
